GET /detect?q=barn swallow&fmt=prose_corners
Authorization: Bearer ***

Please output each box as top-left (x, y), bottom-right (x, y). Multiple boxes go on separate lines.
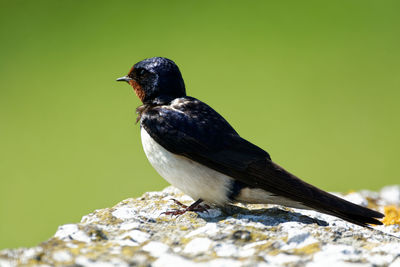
top-left (117, 57), bottom-right (383, 227)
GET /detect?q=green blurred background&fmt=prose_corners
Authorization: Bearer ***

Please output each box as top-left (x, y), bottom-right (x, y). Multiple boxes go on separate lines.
top-left (1, 0), bottom-right (399, 249)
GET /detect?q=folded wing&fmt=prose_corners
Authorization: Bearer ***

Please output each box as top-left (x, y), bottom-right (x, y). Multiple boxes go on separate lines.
top-left (141, 98), bottom-right (384, 227)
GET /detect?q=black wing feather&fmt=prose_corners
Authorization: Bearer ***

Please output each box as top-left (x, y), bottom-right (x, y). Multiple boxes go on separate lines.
top-left (141, 97), bottom-right (383, 227)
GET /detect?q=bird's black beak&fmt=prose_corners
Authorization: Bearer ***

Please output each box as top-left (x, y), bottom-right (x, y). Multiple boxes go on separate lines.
top-left (116, 76), bottom-right (132, 82)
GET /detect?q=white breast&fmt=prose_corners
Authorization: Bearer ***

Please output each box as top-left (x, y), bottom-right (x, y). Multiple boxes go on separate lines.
top-left (140, 127), bottom-right (233, 205)
top-left (140, 127), bottom-right (309, 210)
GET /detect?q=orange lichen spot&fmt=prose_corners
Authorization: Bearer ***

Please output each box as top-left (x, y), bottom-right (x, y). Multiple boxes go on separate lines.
top-left (382, 205), bottom-right (400, 225)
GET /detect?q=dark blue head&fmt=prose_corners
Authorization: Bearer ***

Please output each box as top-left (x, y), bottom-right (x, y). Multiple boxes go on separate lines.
top-left (117, 57), bottom-right (186, 104)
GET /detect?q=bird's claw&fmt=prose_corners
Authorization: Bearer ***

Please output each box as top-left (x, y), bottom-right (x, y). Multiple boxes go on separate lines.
top-left (162, 198), bottom-right (209, 216)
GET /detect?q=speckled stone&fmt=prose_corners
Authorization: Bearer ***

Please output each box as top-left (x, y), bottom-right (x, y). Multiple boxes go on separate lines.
top-left (1, 186), bottom-right (400, 267)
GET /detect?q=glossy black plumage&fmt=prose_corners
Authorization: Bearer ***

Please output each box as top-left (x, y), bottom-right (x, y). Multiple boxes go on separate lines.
top-left (118, 57), bottom-right (384, 227)
top-left (132, 57), bottom-right (186, 104)
top-left (139, 97), bottom-right (383, 227)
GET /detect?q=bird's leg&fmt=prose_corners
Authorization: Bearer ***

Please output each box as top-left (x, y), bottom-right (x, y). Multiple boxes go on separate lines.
top-left (172, 199), bottom-right (211, 211)
top-left (171, 199), bottom-right (188, 209)
top-left (163, 199), bottom-right (208, 216)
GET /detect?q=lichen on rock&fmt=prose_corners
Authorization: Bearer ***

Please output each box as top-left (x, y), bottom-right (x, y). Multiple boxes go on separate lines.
top-left (1, 186), bottom-right (400, 267)
top-left (383, 205), bottom-right (400, 226)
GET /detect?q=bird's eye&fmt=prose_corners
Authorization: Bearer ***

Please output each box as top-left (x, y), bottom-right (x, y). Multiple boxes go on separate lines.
top-left (138, 69), bottom-right (146, 76)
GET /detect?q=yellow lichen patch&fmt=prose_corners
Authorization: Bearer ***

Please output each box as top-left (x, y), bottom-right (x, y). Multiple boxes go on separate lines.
top-left (255, 241), bottom-right (275, 253)
top-left (95, 209), bottom-right (123, 225)
top-left (121, 246), bottom-right (140, 257)
top-left (180, 225), bottom-right (189, 231)
top-left (365, 197), bottom-right (380, 210)
top-left (362, 243), bottom-right (379, 251)
top-left (291, 242), bottom-right (320, 255)
top-left (382, 205), bottom-right (400, 225)
top-left (179, 237), bottom-right (192, 245)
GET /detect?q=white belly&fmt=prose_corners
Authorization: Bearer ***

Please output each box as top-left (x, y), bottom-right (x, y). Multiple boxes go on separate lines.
top-left (140, 127), bottom-right (233, 205)
top-left (140, 128), bottom-right (310, 210)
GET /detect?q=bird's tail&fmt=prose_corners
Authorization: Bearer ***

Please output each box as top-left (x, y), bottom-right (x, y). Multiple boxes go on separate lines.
top-left (248, 161), bottom-right (384, 227)
top-left (307, 193), bottom-right (384, 227)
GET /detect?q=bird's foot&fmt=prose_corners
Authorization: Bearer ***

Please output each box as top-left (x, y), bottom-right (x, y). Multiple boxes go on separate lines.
top-left (162, 198), bottom-right (209, 216)
top-left (170, 199), bottom-right (189, 209)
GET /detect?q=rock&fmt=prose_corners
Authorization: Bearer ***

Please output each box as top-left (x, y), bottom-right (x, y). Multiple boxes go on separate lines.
top-left (1, 186), bottom-right (400, 267)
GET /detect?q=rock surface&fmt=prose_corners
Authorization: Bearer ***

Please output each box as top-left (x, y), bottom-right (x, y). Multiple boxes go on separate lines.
top-left (1, 186), bottom-right (400, 267)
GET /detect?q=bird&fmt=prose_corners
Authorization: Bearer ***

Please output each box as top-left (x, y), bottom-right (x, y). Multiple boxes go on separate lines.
top-left (117, 57), bottom-right (384, 227)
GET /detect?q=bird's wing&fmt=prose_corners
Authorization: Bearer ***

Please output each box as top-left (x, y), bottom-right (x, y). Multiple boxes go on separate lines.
top-left (141, 98), bottom-right (383, 226)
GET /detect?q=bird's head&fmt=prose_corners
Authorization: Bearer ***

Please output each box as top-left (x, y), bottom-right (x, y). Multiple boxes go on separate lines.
top-left (117, 57), bottom-right (186, 105)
